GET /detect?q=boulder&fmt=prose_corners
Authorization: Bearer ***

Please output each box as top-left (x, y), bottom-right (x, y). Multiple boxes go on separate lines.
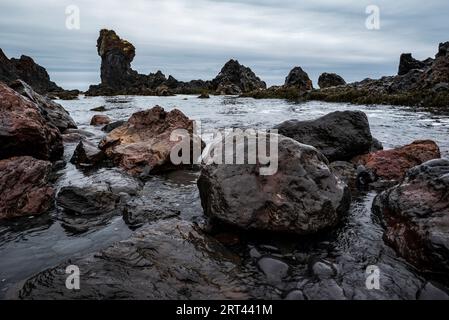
top-left (398, 53), bottom-right (427, 76)
top-left (18, 219), bottom-right (250, 299)
top-left (0, 156), bottom-right (54, 220)
top-left (372, 158), bottom-right (449, 274)
top-left (274, 111), bottom-right (373, 162)
top-left (101, 120), bottom-right (126, 133)
top-left (211, 59), bottom-right (266, 93)
top-left (197, 132), bottom-right (350, 234)
top-left (198, 92), bottom-right (210, 99)
top-left (9, 80), bottom-right (77, 132)
top-left (70, 140), bottom-right (105, 166)
top-left (284, 66), bottom-right (313, 90)
top-left (318, 73), bottom-right (346, 88)
top-left (90, 114), bottom-right (111, 126)
top-left (0, 82), bottom-right (63, 161)
top-left (99, 106), bottom-right (202, 176)
top-left (353, 140), bottom-right (440, 181)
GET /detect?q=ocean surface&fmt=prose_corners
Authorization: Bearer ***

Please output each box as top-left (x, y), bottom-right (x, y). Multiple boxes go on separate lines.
top-left (1, 95), bottom-right (448, 299)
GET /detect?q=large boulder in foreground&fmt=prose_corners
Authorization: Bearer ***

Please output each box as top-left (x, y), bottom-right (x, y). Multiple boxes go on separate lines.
top-left (318, 73), bottom-right (346, 88)
top-left (9, 80), bottom-right (77, 132)
top-left (284, 66), bottom-right (313, 91)
top-left (353, 140), bottom-right (440, 181)
top-left (211, 59), bottom-right (266, 94)
top-left (99, 106), bottom-right (201, 176)
top-left (372, 159), bottom-right (449, 274)
top-left (274, 111), bottom-right (373, 162)
top-left (0, 82), bottom-right (63, 161)
top-left (18, 219), bottom-right (249, 299)
top-left (197, 133), bottom-right (350, 235)
top-left (0, 156), bottom-right (54, 220)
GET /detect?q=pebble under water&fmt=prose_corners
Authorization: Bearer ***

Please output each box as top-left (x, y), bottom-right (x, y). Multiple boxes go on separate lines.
top-left (1, 95), bottom-right (449, 299)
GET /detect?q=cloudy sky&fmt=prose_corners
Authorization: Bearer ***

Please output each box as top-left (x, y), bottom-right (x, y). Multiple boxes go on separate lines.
top-left (0, 0), bottom-right (447, 90)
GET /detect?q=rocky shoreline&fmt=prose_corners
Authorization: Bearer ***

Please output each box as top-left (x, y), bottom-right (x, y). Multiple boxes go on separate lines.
top-left (0, 28), bottom-right (449, 300)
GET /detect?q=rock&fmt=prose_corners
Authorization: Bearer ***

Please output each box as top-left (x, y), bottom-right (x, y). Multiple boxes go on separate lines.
top-left (353, 140), bottom-right (440, 181)
top-left (86, 30), bottom-right (210, 96)
top-left (311, 260), bottom-right (337, 280)
top-left (18, 219), bottom-right (250, 299)
top-left (284, 66), bottom-right (313, 90)
top-left (211, 59), bottom-right (266, 94)
top-left (0, 156), bottom-right (54, 220)
top-left (0, 81), bottom-right (63, 161)
top-left (99, 106), bottom-right (202, 176)
top-left (0, 49), bottom-right (63, 94)
top-left (198, 92), bottom-right (210, 99)
top-left (284, 290), bottom-right (305, 300)
top-left (274, 111), bottom-right (374, 162)
top-left (197, 132), bottom-right (350, 234)
top-left (372, 158), bottom-right (449, 274)
top-left (257, 257), bottom-right (289, 284)
top-left (329, 161), bottom-right (357, 189)
top-left (9, 80), bottom-right (77, 132)
top-left (370, 137), bottom-right (384, 152)
top-left (418, 283), bottom-right (449, 300)
top-left (122, 198), bottom-right (180, 229)
top-left (318, 72), bottom-right (346, 88)
top-left (101, 120), bottom-right (126, 133)
top-left (90, 114), bottom-right (111, 126)
top-left (90, 106), bottom-right (106, 112)
top-left (70, 140), bottom-right (105, 166)
top-left (398, 53), bottom-right (427, 76)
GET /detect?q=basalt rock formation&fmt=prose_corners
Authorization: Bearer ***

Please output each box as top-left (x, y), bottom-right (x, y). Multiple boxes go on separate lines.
top-left (307, 41), bottom-right (449, 108)
top-left (86, 29), bottom-right (211, 96)
top-left (318, 73), bottom-right (346, 88)
top-left (284, 66), bottom-right (313, 90)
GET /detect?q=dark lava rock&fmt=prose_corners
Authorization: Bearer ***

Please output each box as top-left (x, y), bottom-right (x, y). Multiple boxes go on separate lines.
top-left (86, 30), bottom-right (210, 96)
top-left (70, 140), bottom-right (105, 166)
top-left (398, 53), bottom-right (428, 76)
top-left (372, 158), bottom-right (449, 275)
top-left (90, 106), bottom-right (106, 112)
top-left (211, 59), bottom-right (266, 94)
top-left (18, 219), bottom-right (250, 299)
top-left (353, 140), bottom-right (440, 181)
top-left (257, 257), bottom-right (289, 284)
top-left (418, 283), bottom-right (449, 300)
top-left (0, 81), bottom-right (63, 161)
top-left (274, 111), bottom-right (373, 162)
top-left (0, 49), bottom-right (63, 94)
top-left (318, 73), bottom-right (346, 89)
top-left (329, 161), bottom-right (357, 189)
top-left (9, 80), bottom-right (77, 132)
top-left (90, 114), bottom-right (111, 126)
top-left (284, 66), bottom-right (313, 90)
top-left (101, 120), bottom-right (126, 133)
top-left (197, 132), bottom-right (350, 235)
top-left (0, 156), bottom-right (54, 220)
top-left (198, 92), bottom-right (210, 99)
top-left (123, 198), bottom-right (180, 229)
top-left (99, 106), bottom-right (202, 176)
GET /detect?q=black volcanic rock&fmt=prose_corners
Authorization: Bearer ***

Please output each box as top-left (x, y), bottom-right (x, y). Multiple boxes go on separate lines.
top-left (87, 29), bottom-right (211, 96)
top-left (318, 73), bottom-right (346, 88)
top-left (0, 48), bottom-right (63, 94)
top-left (211, 59), bottom-right (266, 94)
top-left (398, 53), bottom-right (428, 76)
top-left (284, 66), bottom-right (313, 90)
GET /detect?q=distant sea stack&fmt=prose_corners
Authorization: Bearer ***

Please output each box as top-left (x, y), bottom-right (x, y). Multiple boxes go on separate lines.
top-left (0, 48), bottom-right (69, 96)
top-left (86, 29), bottom-right (266, 96)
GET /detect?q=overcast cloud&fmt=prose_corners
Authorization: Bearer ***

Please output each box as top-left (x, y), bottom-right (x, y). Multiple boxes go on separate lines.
top-left (0, 0), bottom-right (447, 90)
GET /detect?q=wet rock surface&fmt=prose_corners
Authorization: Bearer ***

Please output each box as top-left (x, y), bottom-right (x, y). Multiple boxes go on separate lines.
top-left (372, 158), bottom-right (449, 277)
top-left (0, 82), bottom-right (63, 161)
top-left (353, 140), bottom-right (441, 181)
top-left (18, 219), bottom-right (250, 300)
top-left (90, 114), bottom-right (111, 126)
top-left (284, 66), bottom-right (313, 90)
top-left (70, 140), bottom-right (105, 167)
top-left (198, 132), bottom-right (350, 234)
top-left (275, 111), bottom-right (374, 162)
top-left (0, 156), bottom-right (55, 220)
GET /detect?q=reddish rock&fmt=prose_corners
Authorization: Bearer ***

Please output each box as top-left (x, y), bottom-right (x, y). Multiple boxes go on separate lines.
top-left (99, 105), bottom-right (202, 176)
top-left (90, 114), bottom-right (111, 126)
top-left (0, 156), bottom-right (55, 220)
top-left (353, 140), bottom-right (440, 181)
top-left (0, 81), bottom-right (63, 161)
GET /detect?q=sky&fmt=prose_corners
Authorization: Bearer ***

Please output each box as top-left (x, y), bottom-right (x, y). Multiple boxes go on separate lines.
top-left (0, 0), bottom-right (448, 90)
